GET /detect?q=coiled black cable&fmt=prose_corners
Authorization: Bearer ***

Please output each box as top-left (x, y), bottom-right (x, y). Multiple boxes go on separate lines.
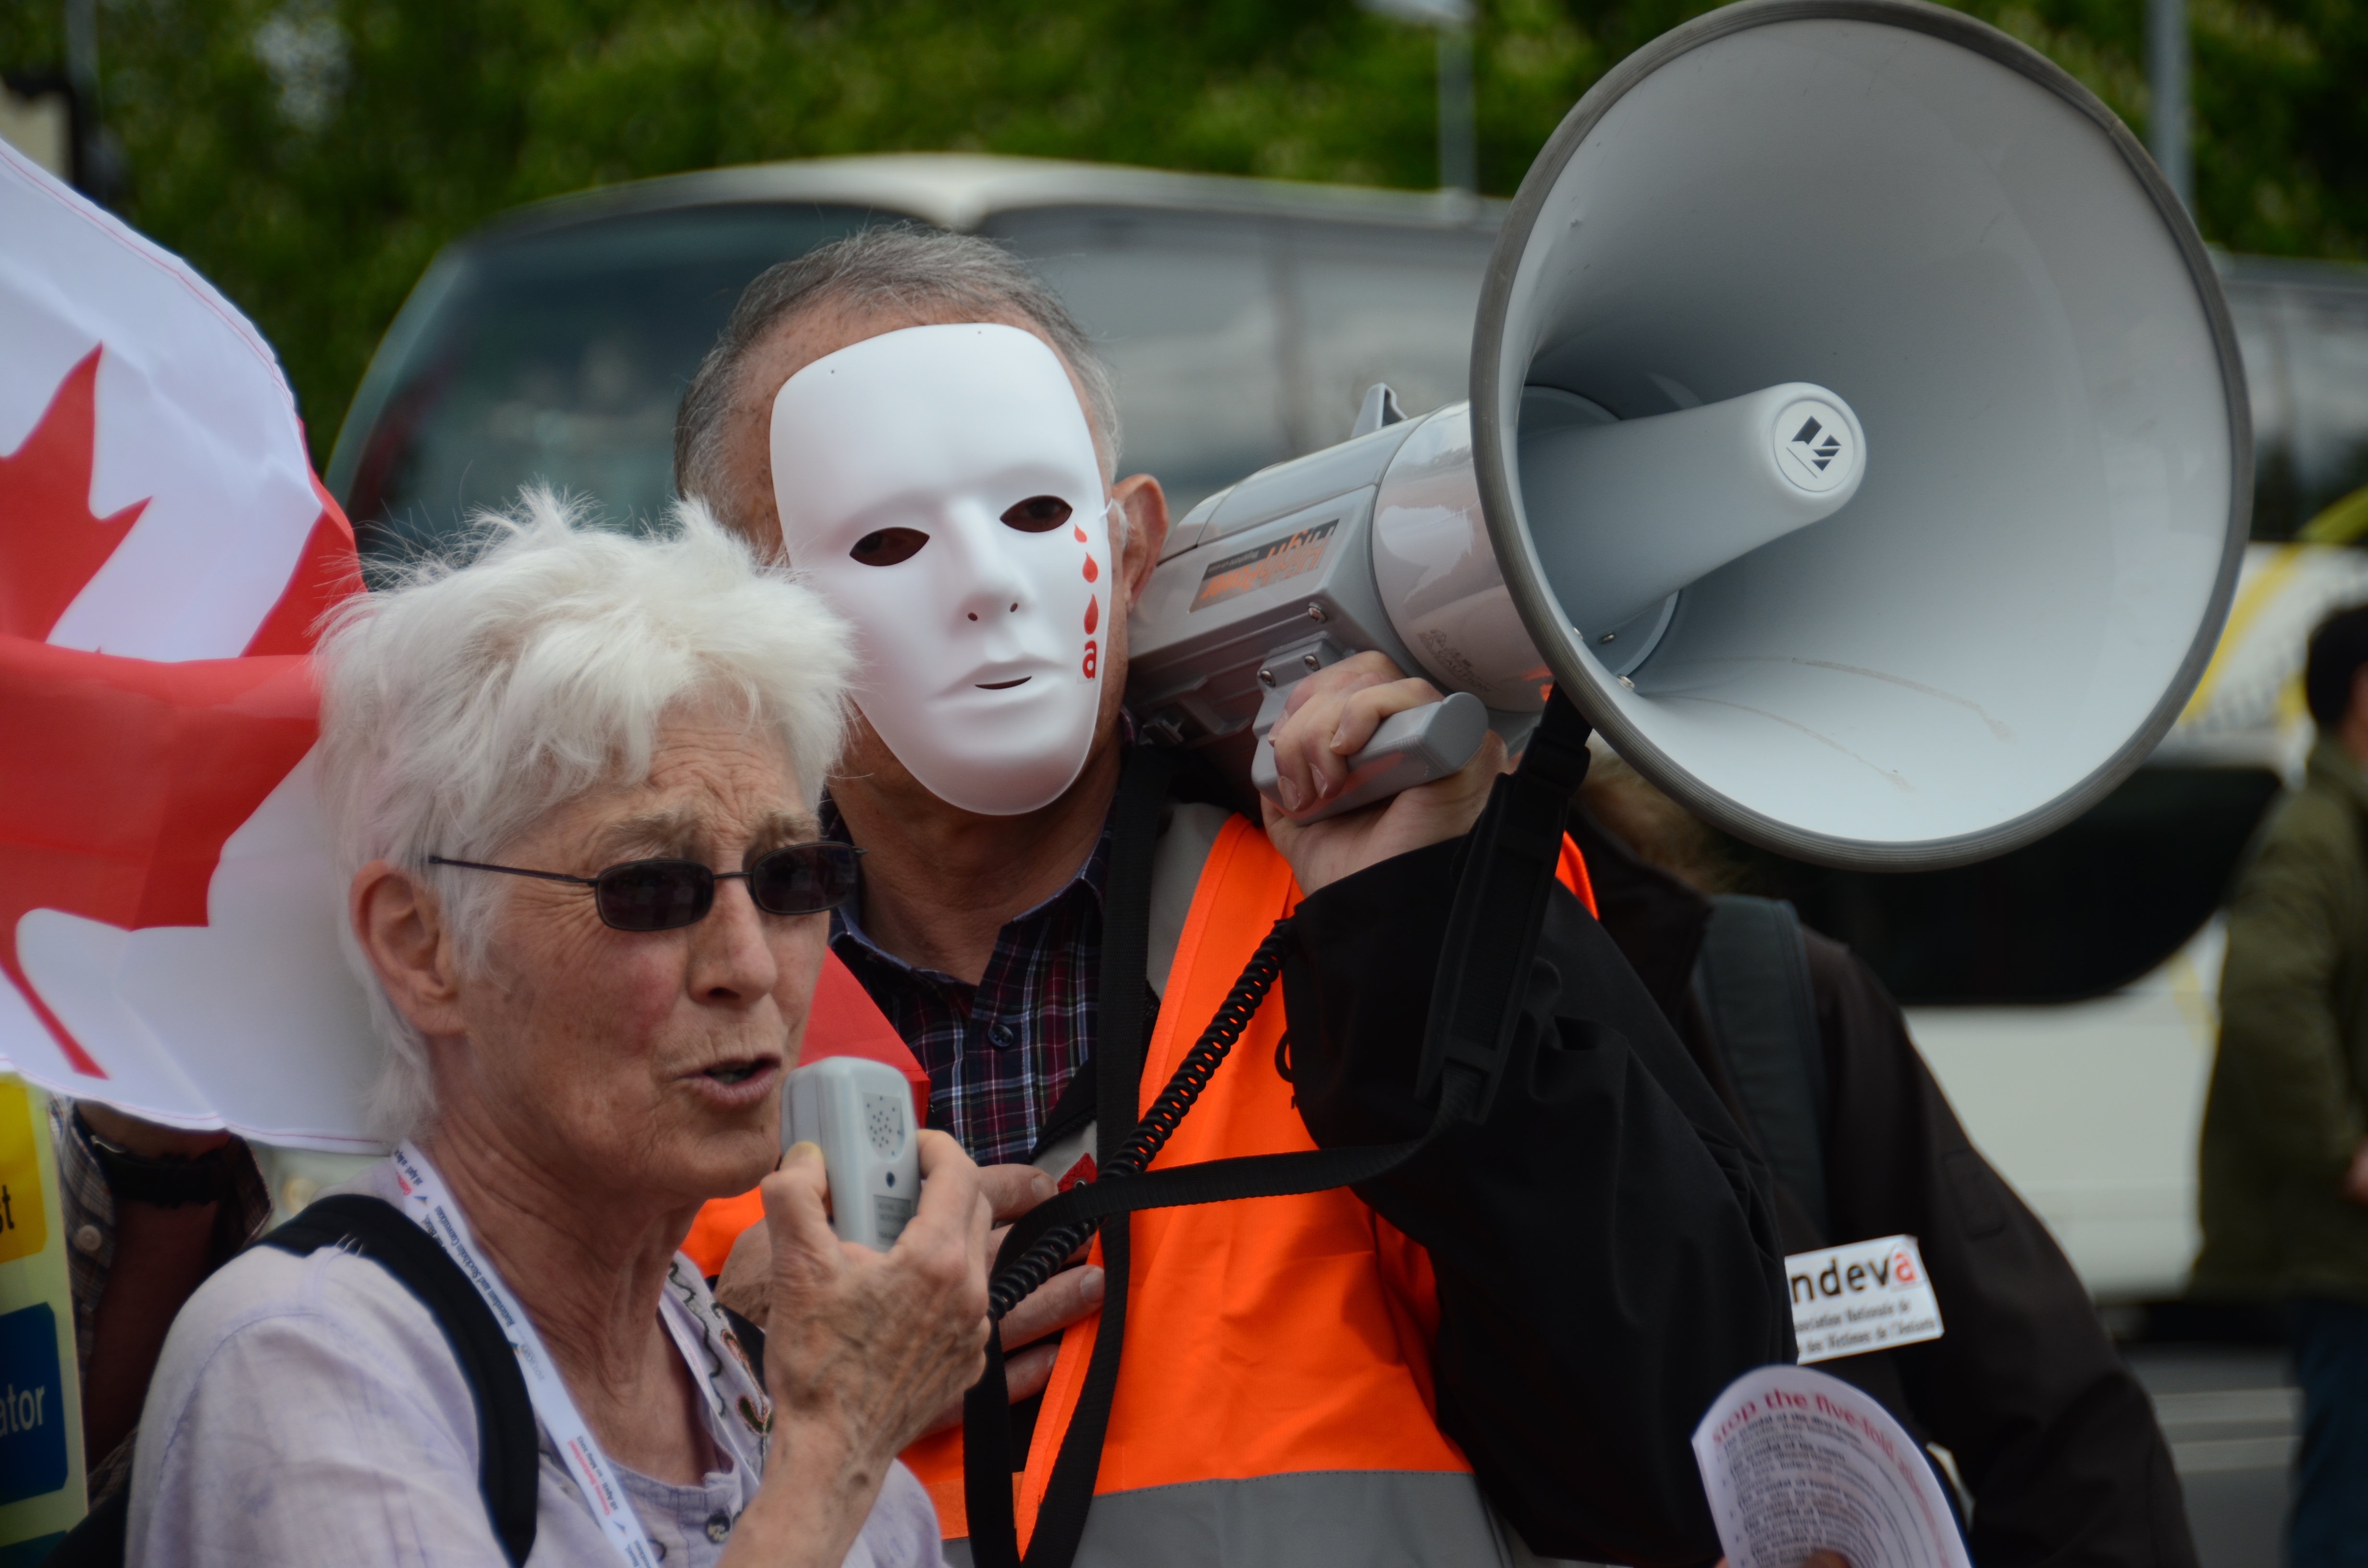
top-left (987, 918), bottom-right (1294, 1321)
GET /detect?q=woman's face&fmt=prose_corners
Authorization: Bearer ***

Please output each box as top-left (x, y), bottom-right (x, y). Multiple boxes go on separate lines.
top-left (442, 710), bottom-right (827, 1208)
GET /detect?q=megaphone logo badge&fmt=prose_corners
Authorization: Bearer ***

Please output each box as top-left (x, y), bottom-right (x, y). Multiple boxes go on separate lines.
top-left (1773, 396), bottom-right (1858, 494)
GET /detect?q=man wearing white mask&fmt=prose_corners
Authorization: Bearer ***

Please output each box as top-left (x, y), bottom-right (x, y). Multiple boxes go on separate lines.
top-left (678, 227), bottom-right (1790, 1568)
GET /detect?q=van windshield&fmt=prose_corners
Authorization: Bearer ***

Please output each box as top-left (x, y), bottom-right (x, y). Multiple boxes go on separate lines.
top-left (333, 200), bottom-right (1501, 561)
top-left (337, 204), bottom-right (876, 558)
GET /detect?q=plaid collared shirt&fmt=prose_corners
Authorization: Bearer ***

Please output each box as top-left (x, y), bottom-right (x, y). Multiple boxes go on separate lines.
top-left (824, 796), bottom-right (1141, 1167)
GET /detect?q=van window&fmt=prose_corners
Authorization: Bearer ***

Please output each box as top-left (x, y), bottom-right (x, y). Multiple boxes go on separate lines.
top-left (1278, 220), bottom-right (1492, 447)
top-left (991, 209), bottom-right (1293, 514)
top-left (341, 204), bottom-right (873, 560)
top-left (1734, 765), bottom-right (2283, 1004)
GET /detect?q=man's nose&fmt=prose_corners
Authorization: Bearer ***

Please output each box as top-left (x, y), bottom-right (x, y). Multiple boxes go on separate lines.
top-left (939, 502), bottom-right (1034, 625)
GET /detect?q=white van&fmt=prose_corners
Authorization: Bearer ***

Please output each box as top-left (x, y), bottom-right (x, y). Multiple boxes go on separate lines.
top-left (316, 154), bottom-right (2368, 1300)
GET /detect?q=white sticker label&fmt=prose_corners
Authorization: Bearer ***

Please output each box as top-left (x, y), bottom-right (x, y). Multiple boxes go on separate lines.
top-left (1787, 1234), bottom-right (1944, 1364)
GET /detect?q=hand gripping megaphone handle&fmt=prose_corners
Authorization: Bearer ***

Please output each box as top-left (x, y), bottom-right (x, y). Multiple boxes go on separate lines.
top-left (1249, 690), bottom-right (1492, 824)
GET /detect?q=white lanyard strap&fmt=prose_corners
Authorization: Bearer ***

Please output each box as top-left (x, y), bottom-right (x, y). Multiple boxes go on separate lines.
top-left (390, 1141), bottom-right (660, 1568)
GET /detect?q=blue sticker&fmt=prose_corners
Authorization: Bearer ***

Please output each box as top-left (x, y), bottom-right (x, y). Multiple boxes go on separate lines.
top-left (0, 1302), bottom-right (66, 1505)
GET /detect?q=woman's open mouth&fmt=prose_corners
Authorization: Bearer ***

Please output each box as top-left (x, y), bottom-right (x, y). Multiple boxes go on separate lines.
top-left (689, 1057), bottom-right (780, 1108)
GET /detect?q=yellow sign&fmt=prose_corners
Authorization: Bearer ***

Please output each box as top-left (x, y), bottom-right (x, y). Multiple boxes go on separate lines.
top-left (0, 1079), bottom-right (49, 1266)
top-left (0, 1077), bottom-right (86, 1555)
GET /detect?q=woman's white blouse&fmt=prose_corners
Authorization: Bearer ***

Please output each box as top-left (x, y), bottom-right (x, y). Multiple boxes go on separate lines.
top-left (126, 1162), bottom-right (941, 1568)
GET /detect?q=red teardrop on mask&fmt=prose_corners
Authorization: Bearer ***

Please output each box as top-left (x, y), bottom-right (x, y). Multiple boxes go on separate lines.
top-left (1073, 526), bottom-right (1088, 542)
top-left (1083, 555), bottom-right (1099, 583)
top-left (1084, 597), bottom-right (1099, 634)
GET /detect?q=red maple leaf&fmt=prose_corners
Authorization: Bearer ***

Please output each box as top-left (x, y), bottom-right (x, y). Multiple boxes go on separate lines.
top-left (0, 349), bottom-right (362, 1077)
top-left (0, 347), bottom-right (147, 640)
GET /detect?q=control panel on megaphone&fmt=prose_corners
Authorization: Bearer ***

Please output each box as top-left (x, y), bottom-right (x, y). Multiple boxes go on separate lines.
top-left (1128, 0), bottom-right (2248, 869)
top-left (784, 1056), bottom-right (920, 1251)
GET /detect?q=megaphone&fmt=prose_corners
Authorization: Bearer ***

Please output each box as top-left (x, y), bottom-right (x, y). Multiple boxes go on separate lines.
top-left (1125, 0), bottom-right (2250, 870)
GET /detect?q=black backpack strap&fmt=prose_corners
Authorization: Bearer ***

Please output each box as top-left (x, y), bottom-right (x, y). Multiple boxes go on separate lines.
top-left (264, 1193), bottom-right (540, 1567)
top-left (964, 743), bottom-right (1172, 1568)
top-left (1692, 895), bottom-right (1832, 1237)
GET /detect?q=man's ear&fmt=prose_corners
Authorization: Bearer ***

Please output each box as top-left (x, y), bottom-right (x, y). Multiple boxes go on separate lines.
top-left (351, 859), bottom-right (468, 1040)
top-left (1111, 474), bottom-right (1170, 612)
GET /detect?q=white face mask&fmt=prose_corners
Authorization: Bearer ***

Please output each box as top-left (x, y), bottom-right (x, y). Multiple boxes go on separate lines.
top-left (769, 323), bottom-right (1111, 817)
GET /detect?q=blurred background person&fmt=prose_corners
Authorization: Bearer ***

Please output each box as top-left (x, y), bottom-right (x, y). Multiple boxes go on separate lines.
top-left (2195, 603), bottom-right (2368, 1568)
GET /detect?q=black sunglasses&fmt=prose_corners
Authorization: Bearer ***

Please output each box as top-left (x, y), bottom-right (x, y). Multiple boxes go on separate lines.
top-left (428, 843), bottom-right (864, 932)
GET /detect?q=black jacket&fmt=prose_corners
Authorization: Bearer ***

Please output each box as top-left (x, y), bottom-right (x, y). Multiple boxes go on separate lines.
top-left (1566, 805), bottom-right (2200, 1568)
top-left (1283, 834), bottom-right (1794, 1567)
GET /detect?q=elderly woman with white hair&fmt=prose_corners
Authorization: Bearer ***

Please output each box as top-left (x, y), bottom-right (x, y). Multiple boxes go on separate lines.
top-left (126, 492), bottom-right (989, 1568)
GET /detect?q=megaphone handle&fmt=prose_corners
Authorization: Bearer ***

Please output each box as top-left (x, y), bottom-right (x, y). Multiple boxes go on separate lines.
top-left (1251, 691), bottom-right (1492, 825)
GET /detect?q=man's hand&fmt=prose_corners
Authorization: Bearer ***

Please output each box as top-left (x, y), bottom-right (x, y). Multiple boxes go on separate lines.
top-left (962, 1164), bottom-right (1104, 1426)
top-left (718, 1157), bottom-right (1106, 1435)
top-left (2342, 1140), bottom-right (2368, 1207)
top-left (1261, 651), bottom-right (1504, 894)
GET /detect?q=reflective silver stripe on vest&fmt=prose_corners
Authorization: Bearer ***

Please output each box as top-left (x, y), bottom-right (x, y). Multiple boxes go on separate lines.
top-left (940, 1470), bottom-right (1534, 1568)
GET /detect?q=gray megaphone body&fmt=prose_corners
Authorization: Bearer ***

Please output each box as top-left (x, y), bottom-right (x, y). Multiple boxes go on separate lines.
top-left (1125, 0), bottom-right (2250, 871)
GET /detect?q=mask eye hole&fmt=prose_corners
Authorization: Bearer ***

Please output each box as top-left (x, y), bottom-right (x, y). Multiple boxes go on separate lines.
top-left (849, 528), bottom-right (929, 567)
top-left (1000, 496), bottom-right (1073, 533)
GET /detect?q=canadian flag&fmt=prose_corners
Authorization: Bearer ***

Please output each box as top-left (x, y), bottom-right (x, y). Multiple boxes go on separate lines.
top-left (1, 145), bottom-right (931, 1158)
top-left (0, 140), bottom-right (382, 1149)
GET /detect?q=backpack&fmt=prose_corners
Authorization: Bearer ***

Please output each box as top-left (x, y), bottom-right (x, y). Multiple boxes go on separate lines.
top-left (1691, 894), bottom-right (1833, 1238)
top-left (42, 1193), bottom-right (539, 1568)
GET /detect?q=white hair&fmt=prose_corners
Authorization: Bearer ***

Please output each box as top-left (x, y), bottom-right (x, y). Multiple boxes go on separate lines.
top-left (316, 487), bottom-right (854, 1139)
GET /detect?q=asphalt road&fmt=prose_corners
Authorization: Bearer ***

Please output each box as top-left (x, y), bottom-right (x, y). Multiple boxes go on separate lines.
top-left (2125, 1345), bottom-right (2295, 1568)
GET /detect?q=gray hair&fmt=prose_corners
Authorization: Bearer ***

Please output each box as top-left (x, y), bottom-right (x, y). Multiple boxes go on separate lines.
top-left (674, 226), bottom-right (1124, 539)
top-left (315, 487), bottom-right (854, 1139)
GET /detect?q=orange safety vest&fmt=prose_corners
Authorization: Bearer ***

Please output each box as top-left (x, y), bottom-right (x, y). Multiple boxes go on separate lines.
top-left (695, 816), bottom-right (1594, 1565)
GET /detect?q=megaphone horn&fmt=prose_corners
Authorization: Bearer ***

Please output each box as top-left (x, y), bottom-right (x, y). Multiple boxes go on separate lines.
top-left (1126, 0), bottom-right (2250, 870)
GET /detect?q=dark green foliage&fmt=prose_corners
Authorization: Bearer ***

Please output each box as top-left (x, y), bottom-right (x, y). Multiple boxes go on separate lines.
top-left (4, 0), bottom-right (2362, 467)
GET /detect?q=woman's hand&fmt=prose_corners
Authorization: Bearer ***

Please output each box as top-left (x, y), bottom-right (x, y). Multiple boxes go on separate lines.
top-left (1261, 651), bottom-right (1505, 895)
top-left (722, 1136), bottom-right (995, 1567)
top-left (757, 1132), bottom-right (992, 1465)
top-left (720, 1160), bottom-right (1106, 1435)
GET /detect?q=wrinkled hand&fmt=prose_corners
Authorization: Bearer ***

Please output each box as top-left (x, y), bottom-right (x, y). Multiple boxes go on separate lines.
top-left (1261, 651), bottom-right (1504, 894)
top-left (758, 1132), bottom-right (993, 1467)
top-left (719, 1159), bottom-right (1105, 1438)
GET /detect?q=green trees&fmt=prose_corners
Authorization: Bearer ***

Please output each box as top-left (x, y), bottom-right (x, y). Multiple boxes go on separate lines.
top-left (4, 0), bottom-right (2362, 467)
